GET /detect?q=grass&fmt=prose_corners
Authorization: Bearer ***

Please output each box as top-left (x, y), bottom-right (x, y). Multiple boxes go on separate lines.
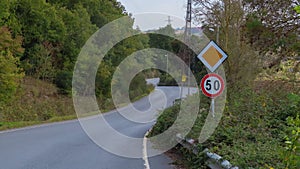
top-left (0, 111), bottom-right (110, 131)
top-left (0, 121), bottom-right (41, 130)
top-left (0, 76), bottom-right (155, 131)
top-left (0, 115), bottom-right (78, 131)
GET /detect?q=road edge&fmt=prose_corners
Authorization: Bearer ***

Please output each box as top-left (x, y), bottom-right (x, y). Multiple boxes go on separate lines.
top-left (143, 130), bottom-right (151, 169)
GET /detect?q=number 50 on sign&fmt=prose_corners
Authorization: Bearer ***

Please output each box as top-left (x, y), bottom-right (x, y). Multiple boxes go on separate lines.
top-left (200, 73), bottom-right (225, 98)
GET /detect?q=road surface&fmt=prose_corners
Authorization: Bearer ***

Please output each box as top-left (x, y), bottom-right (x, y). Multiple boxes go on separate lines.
top-left (0, 84), bottom-right (197, 169)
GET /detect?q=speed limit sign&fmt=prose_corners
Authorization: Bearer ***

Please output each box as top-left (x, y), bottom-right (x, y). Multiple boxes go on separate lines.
top-left (201, 73), bottom-right (225, 98)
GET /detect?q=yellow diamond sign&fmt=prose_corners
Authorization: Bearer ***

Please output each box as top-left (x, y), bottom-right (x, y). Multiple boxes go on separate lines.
top-left (198, 41), bottom-right (228, 72)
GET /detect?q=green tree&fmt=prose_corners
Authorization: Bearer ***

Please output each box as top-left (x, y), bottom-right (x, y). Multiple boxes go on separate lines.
top-left (97, 32), bottom-right (151, 99)
top-left (0, 0), bottom-right (10, 26)
top-left (148, 25), bottom-right (177, 83)
top-left (194, 0), bottom-right (261, 87)
top-left (243, 0), bottom-right (299, 68)
top-left (0, 27), bottom-right (24, 103)
top-left (48, 0), bottom-right (125, 27)
top-left (149, 25), bottom-right (176, 53)
top-left (58, 4), bottom-right (97, 70)
top-left (10, 0), bottom-right (66, 76)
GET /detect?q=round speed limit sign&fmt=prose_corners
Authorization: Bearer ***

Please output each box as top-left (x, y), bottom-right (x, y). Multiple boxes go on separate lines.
top-left (201, 73), bottom-right (225, 98)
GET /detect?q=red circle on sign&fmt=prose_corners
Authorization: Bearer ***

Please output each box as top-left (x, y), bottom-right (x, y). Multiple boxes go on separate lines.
top-left (200, 73), bottom-right (225, 98)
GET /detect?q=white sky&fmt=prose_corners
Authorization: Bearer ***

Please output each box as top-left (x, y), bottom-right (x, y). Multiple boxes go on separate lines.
top-left (117, 0), bottom-right (188, 30)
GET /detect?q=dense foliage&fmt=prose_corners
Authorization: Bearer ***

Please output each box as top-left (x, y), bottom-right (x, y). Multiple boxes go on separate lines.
top-left (150, 0), bottom-right (299, 168)
top-left (0, 0), bottom-right (299, 167)
top-left (151, 84), bottom-right (299, 168)
top-left (148, 24), bottom-right (207, 86)
top-left (0, 0), bottom-right (152, 124)
top-left (0, 27), bottom-right (24, 104)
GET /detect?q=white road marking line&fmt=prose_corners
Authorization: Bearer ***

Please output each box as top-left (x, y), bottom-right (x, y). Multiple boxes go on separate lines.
top-left (143, 130), bottom-right (151, 169)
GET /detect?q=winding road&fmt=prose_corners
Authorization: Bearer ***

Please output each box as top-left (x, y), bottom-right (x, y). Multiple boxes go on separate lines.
top-left (0, 79), bottom-right (197, 169)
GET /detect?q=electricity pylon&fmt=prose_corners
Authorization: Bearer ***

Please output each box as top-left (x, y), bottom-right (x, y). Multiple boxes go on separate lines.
top-left (166, 16), bottom-right (173, 26)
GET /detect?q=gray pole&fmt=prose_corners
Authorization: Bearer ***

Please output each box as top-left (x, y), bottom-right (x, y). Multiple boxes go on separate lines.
top-left (217, 25), bottom-right (220, 44)
top-left (167, 55), bottom-right (169, 73)
top-left (165, 54), bottom-right (169, 72)
top-left (187, 0), bottom-right (192, 95)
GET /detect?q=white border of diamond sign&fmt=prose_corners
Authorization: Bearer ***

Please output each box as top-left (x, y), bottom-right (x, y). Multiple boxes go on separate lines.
top-left (197, 41), bottom-right (228, 72)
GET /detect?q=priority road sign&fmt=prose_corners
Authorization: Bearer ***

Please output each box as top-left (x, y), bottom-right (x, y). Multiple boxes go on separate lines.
top-left (197, 41), bottom-right (228, 72)
top-left (200, 73), bottom-right (225, 98)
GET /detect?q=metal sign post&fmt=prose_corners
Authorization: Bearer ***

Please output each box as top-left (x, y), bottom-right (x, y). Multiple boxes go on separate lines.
top-left (198, 41), bottom-right (228, 117)
top-left (200, 73), bottom-right (225, 117)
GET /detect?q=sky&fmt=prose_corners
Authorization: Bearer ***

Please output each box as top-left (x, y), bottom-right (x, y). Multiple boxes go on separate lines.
top-left (117, 0), bottom-right (188, 31)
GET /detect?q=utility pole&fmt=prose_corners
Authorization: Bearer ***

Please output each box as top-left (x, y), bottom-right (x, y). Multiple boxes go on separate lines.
top-left (180, 0), bottom-right (192, 97)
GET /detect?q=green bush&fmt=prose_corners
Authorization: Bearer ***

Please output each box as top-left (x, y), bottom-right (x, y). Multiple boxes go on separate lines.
top-left (150, 104), bottom-right (180, 136)
top-left (0, 27), bottom-right (24, 104)
top-left (158, 73), bottom-right (178, 86)
top-left (55, 71), bottom-right (73, 94)
top-left (283, 115), bottom-right (300, 169)
top-left (150, 84), bottom-right (300, 168)
top-left (129, 73), bottom-right (154, 101)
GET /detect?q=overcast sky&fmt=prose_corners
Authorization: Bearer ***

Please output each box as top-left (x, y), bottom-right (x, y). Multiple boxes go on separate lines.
top-left (117, 0), bottom-right (188, 30)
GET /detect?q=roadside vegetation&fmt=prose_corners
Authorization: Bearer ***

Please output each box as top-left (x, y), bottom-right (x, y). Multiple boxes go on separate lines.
top-left (151, 81), bottom-right (299, 168)
top-left (0, 0), bottom-right (153, 130)
top-left (0, 0), bottom-right (299, 168)
top-left (150, 1), bottom-right (299, 168)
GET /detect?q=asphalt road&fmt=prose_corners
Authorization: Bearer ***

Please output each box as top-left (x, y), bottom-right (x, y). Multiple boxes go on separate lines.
top-left (0, 83), bottom-right (196, 169)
